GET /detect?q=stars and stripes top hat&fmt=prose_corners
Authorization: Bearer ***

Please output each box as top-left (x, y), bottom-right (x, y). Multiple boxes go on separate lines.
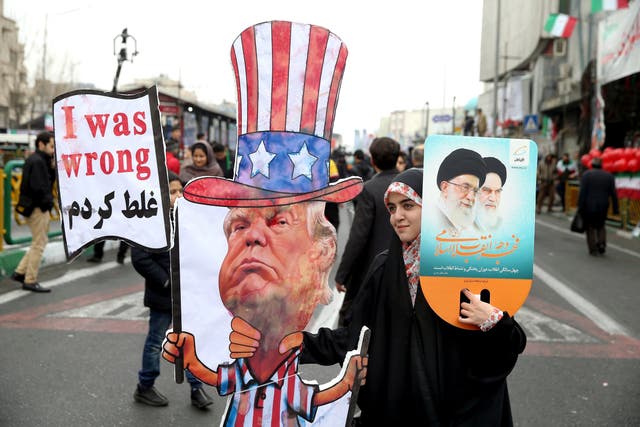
top-left (183, 21), bottom-right (363, 207)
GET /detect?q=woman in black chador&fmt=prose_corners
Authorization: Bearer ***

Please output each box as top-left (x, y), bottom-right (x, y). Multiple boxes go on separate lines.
top-left (301, 168), bottom-right (527, 426)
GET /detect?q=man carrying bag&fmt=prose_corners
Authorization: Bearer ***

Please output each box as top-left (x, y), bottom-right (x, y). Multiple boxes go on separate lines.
top-left (12, 132), bottom-right (56, 293)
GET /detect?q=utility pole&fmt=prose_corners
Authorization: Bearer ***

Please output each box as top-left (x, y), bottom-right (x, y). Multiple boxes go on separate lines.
top-left (424, 101), bottom-right (430, 139)
top-left (112, 28), bottom-right (139, 93)
top-left (452, 96), bottom-right (456, 134)
top-left (36, 14), bottom-right (48, 130)
top-left (500, 41), bottom-right (520, 133)
top-left (492, 0), bottom-right (501, 136)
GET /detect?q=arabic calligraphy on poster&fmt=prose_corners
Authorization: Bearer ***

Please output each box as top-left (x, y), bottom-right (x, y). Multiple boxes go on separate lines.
top-left (433, 230), bottom-right (521, 274)
top-left (53, 87), bottom-right (170, 260)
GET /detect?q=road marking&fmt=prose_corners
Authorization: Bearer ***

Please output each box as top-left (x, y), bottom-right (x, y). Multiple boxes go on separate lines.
top-left (536, 218), bottom-right (640, 259)
top-left (533, 263), bottom-right (631, 336)
top-left (48, 291), bottom-right (146, 320)
top-left (0, 261), bottom-right (126, 305)
top-left (516, 306), bottom-right (598, 343)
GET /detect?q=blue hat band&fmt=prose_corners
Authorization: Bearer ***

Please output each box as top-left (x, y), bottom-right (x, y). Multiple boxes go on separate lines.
top-left (235, 132), bottom-right (330, 194)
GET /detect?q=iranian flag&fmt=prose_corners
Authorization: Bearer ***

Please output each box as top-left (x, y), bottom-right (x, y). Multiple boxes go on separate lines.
top-left (592, 0), bottom-right (629, 13)
top-left (544, 14), bottom-right (578, 38)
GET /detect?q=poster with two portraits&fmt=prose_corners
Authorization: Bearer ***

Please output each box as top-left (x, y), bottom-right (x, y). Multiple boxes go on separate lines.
top-left (420, 135), bottom-right (537, 329)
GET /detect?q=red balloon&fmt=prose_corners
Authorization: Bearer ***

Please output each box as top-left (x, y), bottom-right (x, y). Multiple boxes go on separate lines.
top-left (623, 148), bottom-right (635, 161)
top-left (613, 148), bottom-right (625, 160)
top-left (601, 151), bottom-right (613, 162)
top-left (581, 154), bottom-right (592, 167)
top-left (614, 158), bottom-right (627, 173)
top-left (603, 161), bottom-right (614, 171)
top-left (589, 148), bottom-right (602, 158)
top-left (628, 159), bottom-right (639, 172)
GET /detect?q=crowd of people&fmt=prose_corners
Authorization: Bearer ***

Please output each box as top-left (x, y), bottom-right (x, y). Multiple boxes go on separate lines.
top-left (10, 126), bottom-right (623, 423)
top-left (462, 108), bottom-right (488, 137)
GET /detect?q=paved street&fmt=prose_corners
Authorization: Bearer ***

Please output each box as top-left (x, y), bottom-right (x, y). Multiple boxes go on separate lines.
top-left (0, 207), bottom-right (639, 426)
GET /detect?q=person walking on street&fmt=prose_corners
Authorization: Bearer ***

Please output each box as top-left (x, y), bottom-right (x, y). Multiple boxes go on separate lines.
top-left (351, 149), bottom-right (374, 182)
top-left (12, 132), bottom-right (56, 293)
top-left (556, 152), bottom-right (577, 212)
top-left (463, 110), bottom-right (475, 136)
top-left (335, 137), bottom-right (400, 326)
top-left (132, 172), bottom-right (214, 409)
top-left (212, 142), bottom-right (235, 179)
top-left (179, 142), bottom-right (223, 183)
top-left (578, 157), bottom-right (619, 256)
top-left (536, 153), bottom-right (557, 214)
top-left (165, 126), bottom-right (182, 161)
top-left (396, 150), bottom-right (409, 172)
top-left (86, 240), bottom-right (129, 264)
top-left (411, 144), bottom-right (424, 168)
top-left (476, 108), bottom-right (488, 136)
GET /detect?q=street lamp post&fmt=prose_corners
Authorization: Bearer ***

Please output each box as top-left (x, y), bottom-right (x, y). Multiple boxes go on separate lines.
top-left (424, 101), bottom-right (430, 140)
top-left (112, 28), bottom-right (139, 93)
top-left (492, 0), bottom-right (501, 136)
top-left (452, 96), bottom-right (456, 134)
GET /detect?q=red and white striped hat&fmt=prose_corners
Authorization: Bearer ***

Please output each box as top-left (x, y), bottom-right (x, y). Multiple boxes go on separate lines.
top-left (184, 21), bottom-right (362, 207)
top-left (232, 20), bottom-right (347, 139)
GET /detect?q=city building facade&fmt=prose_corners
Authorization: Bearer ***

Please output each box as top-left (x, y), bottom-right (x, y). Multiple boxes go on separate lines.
top-left (479, 0), bottom-right (640, 158)
top-left (0, 0), bottom-right (28, 131)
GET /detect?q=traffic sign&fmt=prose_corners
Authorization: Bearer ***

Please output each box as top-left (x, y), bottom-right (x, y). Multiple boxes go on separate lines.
top-left (523, 114), bottom-right (539, 134)
top-left (432, 114), bottom-right (452, 123)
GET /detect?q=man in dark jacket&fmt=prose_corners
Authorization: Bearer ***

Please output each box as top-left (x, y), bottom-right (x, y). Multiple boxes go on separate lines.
top-left (351, 149), bottom-right (374, 182)
top-left (212, 142), bottom-right (235, 179)
top-left (165, 126), bottom-right (181, 160)
top-left (12, 132), bottom-right (56, 293)
top-left (578, 157), bottom-right (619, 255)
top-left (132, 172), bottom-right (213, 409)
top-left (336, 137), bottom-right (400, 326)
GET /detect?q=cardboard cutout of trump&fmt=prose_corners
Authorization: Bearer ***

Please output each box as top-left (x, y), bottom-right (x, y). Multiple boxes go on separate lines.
top-left (162, 21), bottom-right (367, 426)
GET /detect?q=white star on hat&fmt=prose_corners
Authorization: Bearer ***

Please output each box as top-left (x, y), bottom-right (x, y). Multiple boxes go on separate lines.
top-left (249, 141), bottom-right (276, 178)
top-left (289, 142), bottom-right (318, 180)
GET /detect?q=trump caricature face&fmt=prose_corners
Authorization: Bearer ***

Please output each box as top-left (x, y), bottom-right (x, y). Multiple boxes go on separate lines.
top-left (219, 202), bottom-right (335, 344)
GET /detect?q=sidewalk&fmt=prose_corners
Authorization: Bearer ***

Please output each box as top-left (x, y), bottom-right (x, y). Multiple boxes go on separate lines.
top-left (0, 218), bottom-right (120, 278)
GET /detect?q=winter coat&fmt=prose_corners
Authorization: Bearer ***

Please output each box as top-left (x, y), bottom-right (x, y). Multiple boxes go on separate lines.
top-left (131, 247), bottom-right (172, 312)
top-left (302, 232), bottom-right (526, 426)
top-left (179, 142), bottom-right (223, 183)
top-left (19, 150), bottom-right (55, 215)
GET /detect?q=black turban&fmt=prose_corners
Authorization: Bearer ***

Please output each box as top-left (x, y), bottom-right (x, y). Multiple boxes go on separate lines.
top-left (483, 156), bottom-right (507, 186)
top-left (436, 148), bottom-right (487, 189)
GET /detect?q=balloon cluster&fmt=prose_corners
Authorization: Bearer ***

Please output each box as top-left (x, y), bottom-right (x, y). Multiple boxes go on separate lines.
top-left (581, 147), bottom-right (640, 173)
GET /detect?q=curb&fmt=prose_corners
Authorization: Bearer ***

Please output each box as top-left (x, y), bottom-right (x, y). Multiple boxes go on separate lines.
top-left (0, 239), bottom-right (120, 278)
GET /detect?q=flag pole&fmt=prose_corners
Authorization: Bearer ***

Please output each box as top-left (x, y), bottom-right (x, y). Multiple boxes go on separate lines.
top-left (170, 208), bottom-right (184, 384)
top-left (492, 0), bottom-right (501, 136)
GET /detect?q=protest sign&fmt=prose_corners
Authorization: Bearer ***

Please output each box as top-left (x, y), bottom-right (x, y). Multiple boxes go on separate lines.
top-left (52, 86), bottom-right (170, 260)
top-left (420, 135), bottom-right (537, 329)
